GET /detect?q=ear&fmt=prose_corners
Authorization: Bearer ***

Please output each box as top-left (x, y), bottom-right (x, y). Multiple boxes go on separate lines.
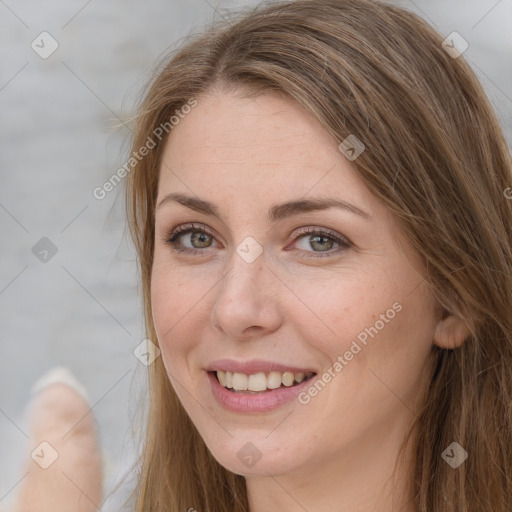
top-left (433, 310), bottom-right (471, 349)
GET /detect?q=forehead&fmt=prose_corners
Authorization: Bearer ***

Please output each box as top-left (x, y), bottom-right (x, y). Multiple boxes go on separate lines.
top-left (157, 90), bottom-right (375, 217)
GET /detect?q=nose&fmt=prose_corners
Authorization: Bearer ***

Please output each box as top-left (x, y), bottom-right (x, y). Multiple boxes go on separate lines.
top-left (209, 248), bottom-right (283, 341)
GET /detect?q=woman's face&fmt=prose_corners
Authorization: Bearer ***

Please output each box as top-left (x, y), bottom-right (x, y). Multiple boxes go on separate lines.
top-left (151, 89), bottom-right (441, 478)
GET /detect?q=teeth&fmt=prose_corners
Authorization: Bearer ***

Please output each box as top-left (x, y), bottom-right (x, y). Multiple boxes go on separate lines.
top-left (295, 372), bottom-right (305, 383)
top-left (232, 372), bottom-right (248, 391)
top-left (248, 373), bottom-right (267, 392)
top-left (267, 371), bottom-right (282, 389)
top-left (282, 372), bottom-right (294, 387)
top-left (215, 370), bottom-right (313, 392)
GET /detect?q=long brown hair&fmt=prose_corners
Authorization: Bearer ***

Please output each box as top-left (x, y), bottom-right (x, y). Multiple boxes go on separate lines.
top-left (122, 1), bottom-right (512, 510)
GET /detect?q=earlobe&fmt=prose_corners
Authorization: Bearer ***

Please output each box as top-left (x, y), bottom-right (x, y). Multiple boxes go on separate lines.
top-left (433, 312), bottom-right (471, 349)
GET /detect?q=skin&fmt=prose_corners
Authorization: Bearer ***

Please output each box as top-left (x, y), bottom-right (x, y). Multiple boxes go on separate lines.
top-left (151, 88), bottom-right (470, 512)
top-left (12, 384), bottom-right (102, 512)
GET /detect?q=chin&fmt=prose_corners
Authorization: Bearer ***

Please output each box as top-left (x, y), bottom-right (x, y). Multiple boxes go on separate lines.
top-left (201, 431), bottom-right (306, 477)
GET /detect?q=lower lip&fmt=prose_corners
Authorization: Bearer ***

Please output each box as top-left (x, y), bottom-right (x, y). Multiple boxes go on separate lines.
top-left (207, 371), bottom-right (314, 413)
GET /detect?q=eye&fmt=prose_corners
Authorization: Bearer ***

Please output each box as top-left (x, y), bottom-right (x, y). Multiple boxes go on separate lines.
top-left (162, 223), bottom-right (352, 258)
top-left (163, 223), bottom-right (217, 255)
top-left (291, 226), bottom-right (351, 258)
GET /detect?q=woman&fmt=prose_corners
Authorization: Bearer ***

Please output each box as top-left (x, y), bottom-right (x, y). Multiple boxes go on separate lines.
top-left (120, 0), bottom-right (512, 510)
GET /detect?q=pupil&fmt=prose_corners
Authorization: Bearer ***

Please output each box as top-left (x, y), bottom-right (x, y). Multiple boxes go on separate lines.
top-left (312, 235), bottom-right (331, 250)
top-left (192, 232), bottom-right (211, 248)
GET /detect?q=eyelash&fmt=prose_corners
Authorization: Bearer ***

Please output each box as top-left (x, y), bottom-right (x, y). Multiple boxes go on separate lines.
top-left (162, 222), bottom-right (352, 258)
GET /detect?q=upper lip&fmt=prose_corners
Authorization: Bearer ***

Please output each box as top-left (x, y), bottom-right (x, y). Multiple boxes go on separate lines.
top-left (205, 359), bottom-right (317, 375)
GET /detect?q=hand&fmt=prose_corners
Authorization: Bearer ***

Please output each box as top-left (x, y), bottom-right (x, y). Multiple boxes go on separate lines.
top-left (12, 368), bottom-right (103, 512)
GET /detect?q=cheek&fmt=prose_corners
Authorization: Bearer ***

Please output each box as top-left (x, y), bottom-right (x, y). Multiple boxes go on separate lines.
top-left (150, 260), bottom-right (218, 369)
top-left (283, 270), bottom-right (398, 359)
top-left (338, 272), bottom-right (438, 414)
top-left (292, 263), bottom-right (436, 389)
top-left (150, 265), bottom-right (194, 354)
top-left (381, 281), bottom-right (438, 363)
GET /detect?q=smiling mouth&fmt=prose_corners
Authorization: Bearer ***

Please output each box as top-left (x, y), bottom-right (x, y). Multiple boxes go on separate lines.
top-left (212, 370), bottom-right (317, 394)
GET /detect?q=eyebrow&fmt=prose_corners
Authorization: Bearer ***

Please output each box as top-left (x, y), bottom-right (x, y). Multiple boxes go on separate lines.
top-left (155, 192), bottom-right (371, 222)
